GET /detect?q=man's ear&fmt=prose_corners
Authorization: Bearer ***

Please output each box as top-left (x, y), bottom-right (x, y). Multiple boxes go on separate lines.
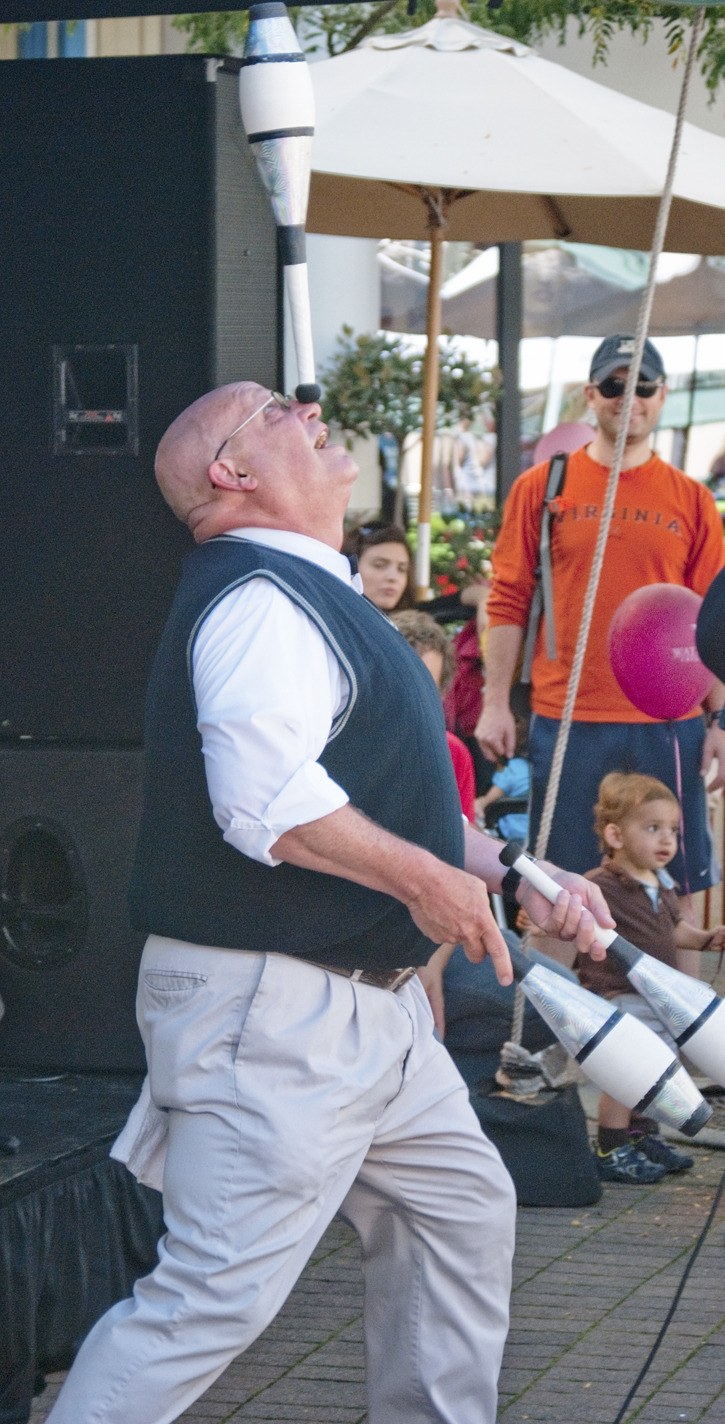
top-left (208, 459), bottom-right (258, 493)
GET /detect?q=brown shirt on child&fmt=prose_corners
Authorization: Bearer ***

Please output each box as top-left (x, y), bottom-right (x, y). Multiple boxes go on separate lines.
top-left (575, 859), bottom-right (680, 999)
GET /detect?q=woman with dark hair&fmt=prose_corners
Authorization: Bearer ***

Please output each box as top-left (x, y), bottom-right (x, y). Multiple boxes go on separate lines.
top-left (342, 520), bottom-right (414, 614)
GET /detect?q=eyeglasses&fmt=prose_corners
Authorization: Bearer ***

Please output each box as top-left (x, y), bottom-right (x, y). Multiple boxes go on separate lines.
top-left (594, 376), bottom-right (664, 400)
top-left (213, 391), bottom-right (292, 461)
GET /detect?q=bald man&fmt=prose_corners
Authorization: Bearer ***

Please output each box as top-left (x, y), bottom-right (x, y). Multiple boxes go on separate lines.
top-left (46, 383), bottom-right (612, 1424)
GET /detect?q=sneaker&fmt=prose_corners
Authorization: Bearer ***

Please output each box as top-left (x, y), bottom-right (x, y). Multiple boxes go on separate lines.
top-left (633, 1135), bottom-right (694, 1173)
top-left (595, 1143), bottom-right (667, 1184)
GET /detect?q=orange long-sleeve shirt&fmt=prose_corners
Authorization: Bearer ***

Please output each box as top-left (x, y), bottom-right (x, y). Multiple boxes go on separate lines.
top-left (486, 447), bottom-right (725, 722)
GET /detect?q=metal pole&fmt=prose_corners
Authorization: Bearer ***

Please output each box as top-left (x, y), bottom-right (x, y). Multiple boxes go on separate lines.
top-left (495, 241), bottom-right (523, 505)
top-left (415, 211), bottom-right (444, 600)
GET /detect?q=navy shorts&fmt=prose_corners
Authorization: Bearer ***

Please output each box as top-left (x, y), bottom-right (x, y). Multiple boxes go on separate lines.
top-left (527, 715), bottom-right (721, 893)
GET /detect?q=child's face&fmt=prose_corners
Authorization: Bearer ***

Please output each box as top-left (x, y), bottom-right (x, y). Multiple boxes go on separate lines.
top-left (419, 647), bottom-right (445, 689)
top-left (606, 798), bottom-right (680, 877)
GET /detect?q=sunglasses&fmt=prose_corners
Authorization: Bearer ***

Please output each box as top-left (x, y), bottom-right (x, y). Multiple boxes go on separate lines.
top-left (213, 391), bottom-right (292, 461)
top-left (594, 376), bottom-right (663, 400)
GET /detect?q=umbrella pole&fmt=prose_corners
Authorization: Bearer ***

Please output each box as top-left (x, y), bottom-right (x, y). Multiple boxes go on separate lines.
top-left (415, 209), bottom-right (445, 601)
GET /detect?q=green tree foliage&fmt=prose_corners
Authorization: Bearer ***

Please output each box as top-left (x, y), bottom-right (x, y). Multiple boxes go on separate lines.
top-left (320, 324), bottom-right (498, 456)
top-left (172, 1), bottom-right (725, 91)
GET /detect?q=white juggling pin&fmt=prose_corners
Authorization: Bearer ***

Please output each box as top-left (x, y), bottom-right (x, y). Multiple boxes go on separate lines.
top-left (499, 839), bottom-right (725, 1090)
top-left (239, 1), bottom-right (320, 403)
top-left (504, 939), bottom-right (710, 1137)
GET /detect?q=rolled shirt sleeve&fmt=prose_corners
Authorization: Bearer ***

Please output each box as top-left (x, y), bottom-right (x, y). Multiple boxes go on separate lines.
top-left (192, 575), bottom-right (350, 867)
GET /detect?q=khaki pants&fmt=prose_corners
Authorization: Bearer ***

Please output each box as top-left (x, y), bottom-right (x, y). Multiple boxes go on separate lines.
top-left (47, 939), bottom-right (515, 1424)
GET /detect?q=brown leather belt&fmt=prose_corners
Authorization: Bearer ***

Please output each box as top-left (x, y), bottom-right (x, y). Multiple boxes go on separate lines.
top-left (313, 964), bottom-right (416, 992)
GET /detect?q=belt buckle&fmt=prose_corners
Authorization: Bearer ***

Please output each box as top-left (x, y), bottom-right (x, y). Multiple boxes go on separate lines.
top-left (385, 966), bottom-right (416, 992)
top-left (312, 962), bottom-right (415, 992)
top-left (352, 966), bottom-right (415, 992)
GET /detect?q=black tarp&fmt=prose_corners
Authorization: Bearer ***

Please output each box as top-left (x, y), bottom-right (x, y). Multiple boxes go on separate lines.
top-left (0, 1076), bottom-right (163, 1424)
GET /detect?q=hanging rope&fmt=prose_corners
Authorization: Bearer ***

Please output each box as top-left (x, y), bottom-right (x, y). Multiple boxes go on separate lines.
top-left (507, 5), bottom-right (707, 1051)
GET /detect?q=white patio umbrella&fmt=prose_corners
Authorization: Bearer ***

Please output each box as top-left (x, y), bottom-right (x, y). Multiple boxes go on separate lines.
top-left (559, 255), bottom-right (725, 337)
top-left (381, 242), bottom-right (651, 340)
top-left (307, 7), bottom-right (725, 592)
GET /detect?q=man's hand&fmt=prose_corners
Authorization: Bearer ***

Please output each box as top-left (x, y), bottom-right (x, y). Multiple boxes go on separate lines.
top-left (273, 805), bottom-right (513, 986)
top-left (475, 702), bottom-right (516, 762)
top-left (705, 924), bottom-right (725, 953)
top-left (473, 623), bottom-right (524, 761)
top-left (462, 823), bottom-right (614, 962)
top-left (416, 942), bottom-right (456, 1036)
top-left (517, 863), bottom-right (614, 959)
top-left (406, 862), bottom-right (513, 984)
top-left (702, 723), bottom-right (725, 792)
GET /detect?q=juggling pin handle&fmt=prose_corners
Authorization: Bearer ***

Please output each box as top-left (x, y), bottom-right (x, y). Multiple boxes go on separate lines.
top-left (498, 840), bottom-right (639, 969)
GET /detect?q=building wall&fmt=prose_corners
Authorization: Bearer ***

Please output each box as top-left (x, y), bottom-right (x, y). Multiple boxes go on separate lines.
top-left (86, 16), bottom-right (185, 56)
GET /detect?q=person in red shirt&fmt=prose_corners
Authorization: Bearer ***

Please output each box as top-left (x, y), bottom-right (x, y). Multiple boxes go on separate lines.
top-left (391, 609), bottom-right (476, 822)
top-left (477, 335), bottom-right (725, 895)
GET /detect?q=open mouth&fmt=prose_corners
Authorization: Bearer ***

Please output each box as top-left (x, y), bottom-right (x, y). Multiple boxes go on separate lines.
top-left (314, 426), bottom-right (329, 450)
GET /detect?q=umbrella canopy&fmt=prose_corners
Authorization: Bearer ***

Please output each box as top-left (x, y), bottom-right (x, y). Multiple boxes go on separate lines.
top-left (560, 255), bottom-right (725, 337)
top-left (381, 242), bottom-right (652, 339)
top-left (441, 244), bottom-right (646, 339)
top-left (308, 16), bottom-right (725, 255)
top-left (307, 11), bottom-right (725, 592)
top-left (419, 249), bottom-right (725, 340)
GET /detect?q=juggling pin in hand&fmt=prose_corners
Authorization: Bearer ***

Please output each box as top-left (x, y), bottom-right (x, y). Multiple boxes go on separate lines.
top-left (239, 1), bottom-right (321, 405)
top-left (500, 840), bottom-right (725, 1091)
top-left (504, 938), bottom-right (711, 1138)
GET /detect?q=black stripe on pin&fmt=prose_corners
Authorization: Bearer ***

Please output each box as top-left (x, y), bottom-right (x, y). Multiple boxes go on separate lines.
top-left (240, 52), bottom-right (306, 67)
top-left (635, 1060), bottom-right (711, 1137)
top-left (499, 840), bottom-right (526, 869)
top-left (277, 225), bottom-right (306, 266)
top-left (677, 993), bottom-right (721, 1047)
top-left (606, 933), bottom-right (641, 972)
top-left (249, 127), bottom-right (314, 143)
top-left (575, 1010), bottom-right (623, 1064)
top-left (679, 1099), bottom-right (712, 1137)
top-left (250, 0), bottom-right (286, 14)
top-left (635, 1057), bottom-right (681, 1114)
top-left (249, 1), bottom-right (288, 17)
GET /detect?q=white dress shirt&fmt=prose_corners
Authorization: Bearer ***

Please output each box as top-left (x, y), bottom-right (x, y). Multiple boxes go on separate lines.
top-left (192, 528), bottom-right (363, 867)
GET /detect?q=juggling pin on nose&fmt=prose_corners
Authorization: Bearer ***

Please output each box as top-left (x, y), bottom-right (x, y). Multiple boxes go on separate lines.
top-left (500, 840), bottom-right (725, 1091)
top-left (239, 2), bottom-right (321, 405)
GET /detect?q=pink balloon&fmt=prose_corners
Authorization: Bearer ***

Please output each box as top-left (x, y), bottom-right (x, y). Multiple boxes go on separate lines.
top-left (534, 422), bottom-right (593, 464)
top-left (608, 585), bottom-right (715, 720)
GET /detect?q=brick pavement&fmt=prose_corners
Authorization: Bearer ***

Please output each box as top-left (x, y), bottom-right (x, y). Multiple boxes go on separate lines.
top-left (31, 1138), bottom-right (725, 1424)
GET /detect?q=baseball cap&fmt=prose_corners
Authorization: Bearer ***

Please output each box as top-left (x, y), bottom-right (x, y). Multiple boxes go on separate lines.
top-left (589, 335), bottom-right (666, 384)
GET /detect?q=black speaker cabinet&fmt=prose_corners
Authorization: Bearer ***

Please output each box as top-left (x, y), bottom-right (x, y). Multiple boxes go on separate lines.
top-left (0, 55), bottom-right (281, 744)
top-left (0, 747), bottom-right (147, 1072)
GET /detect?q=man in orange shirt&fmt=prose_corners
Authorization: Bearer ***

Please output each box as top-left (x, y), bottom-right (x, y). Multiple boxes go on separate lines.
top-left (476, 335), bottom-right (725, 895)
